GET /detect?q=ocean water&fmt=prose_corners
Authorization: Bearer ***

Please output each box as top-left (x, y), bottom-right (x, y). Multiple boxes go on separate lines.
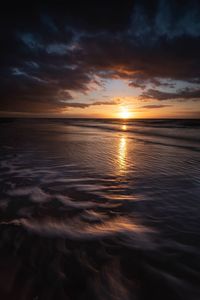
top-left (0, 118), bottom-right (200, 300)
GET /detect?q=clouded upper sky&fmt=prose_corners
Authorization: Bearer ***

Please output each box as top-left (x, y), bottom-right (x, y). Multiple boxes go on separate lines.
top-left (0, 0), bottom-right (200, 118)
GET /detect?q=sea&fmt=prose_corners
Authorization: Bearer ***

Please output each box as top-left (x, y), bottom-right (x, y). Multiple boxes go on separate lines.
top-left (0, 118), bottom-right (200, 300)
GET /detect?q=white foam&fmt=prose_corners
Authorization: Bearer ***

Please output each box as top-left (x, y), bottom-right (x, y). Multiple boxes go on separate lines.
top-left (7, 187), bottom-right (50, 203)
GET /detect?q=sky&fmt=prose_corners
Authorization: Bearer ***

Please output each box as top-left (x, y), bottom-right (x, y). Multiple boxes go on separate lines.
top-left (0, 0), bottom-right (200, 118)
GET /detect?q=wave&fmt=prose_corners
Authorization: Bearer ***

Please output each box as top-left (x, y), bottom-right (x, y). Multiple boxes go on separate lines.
top-left (58, 121), bottom-right (200, 152)
top-left (0, 118), bottom-right (200, 299)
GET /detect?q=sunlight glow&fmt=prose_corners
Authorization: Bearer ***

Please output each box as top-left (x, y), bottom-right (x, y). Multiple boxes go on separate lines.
top-left (119, 107), bottom-right (132, 119)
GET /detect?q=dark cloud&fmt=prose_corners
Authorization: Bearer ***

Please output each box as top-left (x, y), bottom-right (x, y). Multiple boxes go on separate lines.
top-left (63, 99), bottom-right (120, 109)
top-left (140, 104), bottom-right (172, 109)
top-left (140, 88), bottom-right (200, 101)
top-left (0, 0), bottom-right (200, 114)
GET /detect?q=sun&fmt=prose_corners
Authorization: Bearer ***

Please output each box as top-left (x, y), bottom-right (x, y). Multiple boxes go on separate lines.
top-left (119, 107), bottom-right (131, 119)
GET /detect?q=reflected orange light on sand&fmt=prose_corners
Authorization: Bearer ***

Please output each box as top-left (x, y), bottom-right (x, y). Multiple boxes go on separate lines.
top-left (122, 125), bottom-right (127, 131)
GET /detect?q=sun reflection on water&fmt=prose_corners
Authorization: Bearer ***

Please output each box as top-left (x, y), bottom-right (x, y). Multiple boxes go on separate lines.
top-left (122, 124), bottom-right (127, 131)
top-left (118, 135), bottom-right (127, 174)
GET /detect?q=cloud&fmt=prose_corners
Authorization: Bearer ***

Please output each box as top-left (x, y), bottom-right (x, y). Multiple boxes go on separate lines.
top-left (129, 76), bottom-right (175, 90)
top-left (140, 104), bottom-right (172, 109)
top-left (62, 99), bottom-right (120, 109)
top-left (140, 88), bottom-right (200, 101)
top-left (0, 0), bottom-right (200, 114)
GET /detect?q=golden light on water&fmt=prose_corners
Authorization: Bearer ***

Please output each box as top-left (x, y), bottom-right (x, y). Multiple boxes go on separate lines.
top-left (118, 135), bottom-right (127, 173)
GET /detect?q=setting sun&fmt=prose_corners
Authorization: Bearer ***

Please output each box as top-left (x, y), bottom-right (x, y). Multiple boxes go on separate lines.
top-left (119, 107), bottom-right (132, 119)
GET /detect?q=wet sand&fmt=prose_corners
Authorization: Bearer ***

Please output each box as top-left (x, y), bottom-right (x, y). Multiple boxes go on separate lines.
top-left (0, 118), bottom-right (200, 299)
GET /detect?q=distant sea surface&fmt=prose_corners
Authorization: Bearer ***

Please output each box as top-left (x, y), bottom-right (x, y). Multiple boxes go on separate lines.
top-left (0, 118), bottom-right (200, 300)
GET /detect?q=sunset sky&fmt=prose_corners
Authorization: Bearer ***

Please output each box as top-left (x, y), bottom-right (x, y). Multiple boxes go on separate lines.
top-left (0, 0), bottom-right (200, 118)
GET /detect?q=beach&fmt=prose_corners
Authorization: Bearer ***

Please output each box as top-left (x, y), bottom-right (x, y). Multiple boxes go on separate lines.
top-left (0, 118), bottom-right (200, 300)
